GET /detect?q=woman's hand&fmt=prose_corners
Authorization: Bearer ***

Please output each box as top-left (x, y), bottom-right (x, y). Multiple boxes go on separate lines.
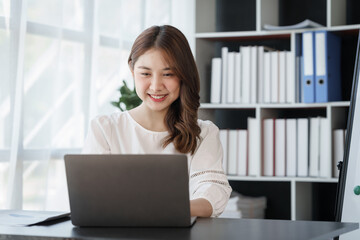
top-left (190, 198), bottom-right (213, 217)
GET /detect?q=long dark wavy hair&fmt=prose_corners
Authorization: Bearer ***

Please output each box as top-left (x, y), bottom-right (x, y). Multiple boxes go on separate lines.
top-left (128, 25), bottom-right (201, 155)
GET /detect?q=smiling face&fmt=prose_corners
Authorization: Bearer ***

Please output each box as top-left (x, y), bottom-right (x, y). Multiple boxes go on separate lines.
top-left (131, 48), bottom-right (181, 114)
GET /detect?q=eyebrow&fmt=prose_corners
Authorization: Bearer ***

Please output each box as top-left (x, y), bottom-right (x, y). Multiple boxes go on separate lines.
top-left (137, 66), bottom-right (172, 71)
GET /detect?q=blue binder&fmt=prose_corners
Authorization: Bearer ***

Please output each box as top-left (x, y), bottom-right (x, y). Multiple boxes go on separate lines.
top-left (314, 31), bottom-right (342, 102)
top-left (302, 31), bottom-right (316, 103)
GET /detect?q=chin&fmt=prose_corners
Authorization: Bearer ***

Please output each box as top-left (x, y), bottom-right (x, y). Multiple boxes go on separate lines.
top-left (145, 101), bottom-right (172, 113)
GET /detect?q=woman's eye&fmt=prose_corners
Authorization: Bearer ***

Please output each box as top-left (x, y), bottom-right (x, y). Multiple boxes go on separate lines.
top-left (164, 73), bottom-right (174, 77)
top-left (141, 73), bottom-right (150, 76)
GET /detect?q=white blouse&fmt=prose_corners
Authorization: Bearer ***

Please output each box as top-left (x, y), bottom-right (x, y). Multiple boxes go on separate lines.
top-left (82, 111), bottom-right (232, 217)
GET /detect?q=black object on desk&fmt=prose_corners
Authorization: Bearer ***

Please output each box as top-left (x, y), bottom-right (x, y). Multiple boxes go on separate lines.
top-left (0, 217), bottom-right (358, 240)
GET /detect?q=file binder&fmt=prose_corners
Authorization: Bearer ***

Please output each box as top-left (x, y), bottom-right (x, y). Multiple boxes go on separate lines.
top-left (228, 130), bottom-right (238, 175)
top-left (241, 46), bottom-right (251, 103)
top-left (309, 117), bottom-right (320, 177)
top-left (221, 47), bottom-right (228, 103)
top-left (286, 119), bottom-right (297, 177)
top-left (263, 118), bottom-right (275, 176)
top-left (271, 51), bottom-right (279, 103)
top-left (279, 51), bottom-right (286, 103)
top-left (295, 33), bottom-right (303, 103)
top-left (227, 52), bottom-right (236, 103)
top-left (275, 119), bottom-right (286, 177)
top-left (210, 58), bottom-right (222, 103)
top-left (263, 52), bottom-right (271, 103)
top-left (237, 130), bottom-right (247, 176)
top-left (234, 52), bottom-right (242, 103)
top-left (286, 51), bottom-right (295, 103)
top-left (314, 31), bottom-right (342, 102)
top-left (250, 46), bottom-right (258, 103)
top-left (319, 117), bottom-right (331, 178)
top-left (248, 118), bottom-right (260, 176)
top-left (302, 31), bottom-right (316, 103)
top-left (297, 118), bottom-right (309, 177)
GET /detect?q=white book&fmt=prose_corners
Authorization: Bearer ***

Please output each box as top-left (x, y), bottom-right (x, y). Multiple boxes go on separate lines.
top-left (237, 130), bottom-right (248, 176)
top-left (250, 46), bottom-right (258, 103)
top-left (219, 129), bottom-right (229, 174)
top-left (210, 58), bottom-right (222, 103)
top-left (275, 119), bottom-right (286, 177)
top-left (319, 117), bottom-right (331, 178)
top-left (297, 118), bottom-right (309, 177)
top-left (333, 129), bottom-right (345, 178)
top-left (270, 51), bottom-right (279, 103)
top-left (263, 118), bottom-right (274, 176)
top-left (234, 52), bottom-right (242, 103)
top-left (228, 129), bottom-right (238, 175)
top-left (309, 117), bottom-right (320, 177)
top-left (264, 52), bottom-right (271, 103)
top-left (286, 51), bottom-right (295, 103)
top-left (227, 52), bottom-right (236, 103)
top-left (278, 51), bottom-right (286, 103)
top-left (286, 119), bottom-right (297, 177)
top-left (248, 117), bottom-right (260, 176)
top-left (241, 46), bottom-right (251, 103)
top-left (257, 46), bottom-right (264, 103)
top-left (221, 47), bottom-right (228, 103)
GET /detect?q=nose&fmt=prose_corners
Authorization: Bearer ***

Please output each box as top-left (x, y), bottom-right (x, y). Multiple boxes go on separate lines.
top-left (149, 74), bottom-right (163, 92)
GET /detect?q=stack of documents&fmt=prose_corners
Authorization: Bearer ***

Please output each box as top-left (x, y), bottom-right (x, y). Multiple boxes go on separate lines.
top-left (221, 191), bottom-right (267, 219)
top-left (263, 19), bottom-right (324, 31)
top-left (220, 195), bottom-right (242, 219)
top-left (0, 210), bottom-right (70, 226)
top-left (237, 194), bottom-right (267, 219)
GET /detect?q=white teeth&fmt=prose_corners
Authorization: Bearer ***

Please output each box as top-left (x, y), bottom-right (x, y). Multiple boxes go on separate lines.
top-left (151, 95), bottom-right (166, 99)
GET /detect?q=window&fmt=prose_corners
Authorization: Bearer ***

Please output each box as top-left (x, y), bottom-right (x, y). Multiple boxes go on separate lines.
top-left (0, 0), bottom-right (191, 211)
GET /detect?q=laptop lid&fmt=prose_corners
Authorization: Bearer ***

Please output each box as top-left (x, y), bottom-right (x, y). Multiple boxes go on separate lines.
top-left (64, 154), bottom-right (195, 227)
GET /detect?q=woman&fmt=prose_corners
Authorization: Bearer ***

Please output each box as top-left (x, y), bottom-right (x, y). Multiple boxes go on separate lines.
top-left (83, 25), bottom-right (231, 217)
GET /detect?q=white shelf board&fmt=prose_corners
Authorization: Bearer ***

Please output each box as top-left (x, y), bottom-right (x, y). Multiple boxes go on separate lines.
top-left (200, 102), bottom-right (350, 109)
top-left (195, 25), bottom-right (360, 39)
top-left (195, 30), bottom-right (291, 39)
top-left (327, 24), bottom-right (360, 32)
top-left (227, 175), bottom-right (338, 183)
top-left (329, 101), bottom-right (351, 107)
top-left (200, 103), bottom-right (257, 109)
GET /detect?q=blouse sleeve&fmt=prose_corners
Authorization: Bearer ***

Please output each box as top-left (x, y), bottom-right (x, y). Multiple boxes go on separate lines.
top-left (189, 121), bottom-right (232, 217)
top-left (82, 115), bottom-right (112, 154)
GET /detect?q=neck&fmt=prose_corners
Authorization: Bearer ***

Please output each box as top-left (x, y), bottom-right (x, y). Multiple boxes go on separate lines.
top-left (129, 103), bottom-right (168, 132)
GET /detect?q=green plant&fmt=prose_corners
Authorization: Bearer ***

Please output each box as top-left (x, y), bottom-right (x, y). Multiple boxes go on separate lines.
top-left (111, 80), bottom-right (142, 111)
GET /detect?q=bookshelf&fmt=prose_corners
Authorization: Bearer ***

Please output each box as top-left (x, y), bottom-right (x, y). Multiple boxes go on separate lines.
top-left (194, 0), bottom-right (360, 220)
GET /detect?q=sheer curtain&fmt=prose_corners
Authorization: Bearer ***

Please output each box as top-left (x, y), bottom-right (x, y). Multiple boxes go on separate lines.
top-left (0, 0), bottom-right (194, 211)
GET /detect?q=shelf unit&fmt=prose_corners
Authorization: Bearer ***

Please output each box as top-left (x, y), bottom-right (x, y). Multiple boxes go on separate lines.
top-left (228, 176), bottom-right (337, 221)
top-left (194, 0), bottom-right (360, 220)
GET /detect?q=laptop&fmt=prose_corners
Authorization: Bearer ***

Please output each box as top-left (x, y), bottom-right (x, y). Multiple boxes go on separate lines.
top-left (64, 154), bottom-right (196, 227)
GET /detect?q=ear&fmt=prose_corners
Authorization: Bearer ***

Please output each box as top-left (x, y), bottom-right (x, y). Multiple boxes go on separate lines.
top-left (128, 61), bottom-right (134, 77)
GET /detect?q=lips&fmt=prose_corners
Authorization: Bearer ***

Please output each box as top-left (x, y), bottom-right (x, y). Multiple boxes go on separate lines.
top-left (148, 94), bottom-right (168, 102)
